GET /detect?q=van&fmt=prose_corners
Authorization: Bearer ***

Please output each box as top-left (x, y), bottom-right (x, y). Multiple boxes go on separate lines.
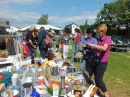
top-left (0, 18), bottom-right (11, 46)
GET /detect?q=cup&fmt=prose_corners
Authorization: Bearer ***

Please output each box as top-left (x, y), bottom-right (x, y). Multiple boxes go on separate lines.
top-left (11, 76), bottom-right (18, 86)
top-left (13, 73), bottom-right (19, 77)
top-left (38, 76), bottom-right (44, 85)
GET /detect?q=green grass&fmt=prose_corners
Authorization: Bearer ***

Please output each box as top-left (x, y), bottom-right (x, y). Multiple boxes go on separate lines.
top-left (105, 52), bottom-right (130, 97)
top-left (118, 52), bottom-right (130, 56)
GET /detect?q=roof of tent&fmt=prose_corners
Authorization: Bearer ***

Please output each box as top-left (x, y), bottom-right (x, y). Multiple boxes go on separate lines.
top-left (19, 24), bottom-right (63, 32)
top-left (6, 26), bottom-right (20, 32)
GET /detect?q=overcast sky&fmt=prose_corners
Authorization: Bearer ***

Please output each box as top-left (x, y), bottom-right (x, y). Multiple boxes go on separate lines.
top-left (0, 0), bottom-right (114, 28)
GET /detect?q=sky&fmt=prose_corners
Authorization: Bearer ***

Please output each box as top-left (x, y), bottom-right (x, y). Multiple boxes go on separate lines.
top-left (0, 0), bottom-right (114, 28)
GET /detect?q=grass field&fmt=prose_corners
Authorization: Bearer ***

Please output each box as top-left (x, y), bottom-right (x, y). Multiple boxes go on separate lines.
top-left (104, 52), bottom-right (130, 97)
top-left (54, 37), bottom-right (130, 97)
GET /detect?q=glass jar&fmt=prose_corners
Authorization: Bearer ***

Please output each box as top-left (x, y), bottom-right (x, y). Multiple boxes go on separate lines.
top-left (11, 66), bottom-right (16, 74)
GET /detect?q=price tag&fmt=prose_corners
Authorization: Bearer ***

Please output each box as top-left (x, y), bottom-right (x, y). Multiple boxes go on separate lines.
top-left (53, 84), bottom-right (59, 96)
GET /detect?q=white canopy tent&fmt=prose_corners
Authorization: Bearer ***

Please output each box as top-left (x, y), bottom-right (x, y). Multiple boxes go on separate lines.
top-left (19, 24), bottom-right (63, 32)
top-left (6, 26), bottom-right (20, 32)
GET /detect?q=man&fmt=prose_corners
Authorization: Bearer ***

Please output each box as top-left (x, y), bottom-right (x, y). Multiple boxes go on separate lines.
top-left (37, 27), bottom-right (48, 59)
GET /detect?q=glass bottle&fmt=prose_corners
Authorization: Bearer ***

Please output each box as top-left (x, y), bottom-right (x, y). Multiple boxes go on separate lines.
top-left (60, 75), bottom-right (66, 96)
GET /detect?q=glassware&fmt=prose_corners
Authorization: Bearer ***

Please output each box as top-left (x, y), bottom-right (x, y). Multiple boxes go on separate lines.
top-left (38, 76), bottom-right (44, 85)
top-left (26, 67), bottom-right (33, 77)
top-left (11, 66), bottom-right (16, 74)
top-left (37, 68), bottom-right (42, 77)
top-left (61, 76), bottom-right (65, 89)
top-left (60, 75), bottom-right (66, 96)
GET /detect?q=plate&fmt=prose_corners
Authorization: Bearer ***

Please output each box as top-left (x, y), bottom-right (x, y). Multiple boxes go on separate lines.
top-left (72, 85), bottom-right (88, 91)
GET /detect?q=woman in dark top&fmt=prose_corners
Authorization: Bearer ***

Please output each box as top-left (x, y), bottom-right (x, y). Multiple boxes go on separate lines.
top-left (26, 25), bottom-right (37, 60)
top-left (26, 26), bottom-right (36, 49)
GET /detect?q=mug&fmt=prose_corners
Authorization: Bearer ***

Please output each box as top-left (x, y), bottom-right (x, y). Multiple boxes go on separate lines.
top-left (11, 76), bottom-right (18, 86)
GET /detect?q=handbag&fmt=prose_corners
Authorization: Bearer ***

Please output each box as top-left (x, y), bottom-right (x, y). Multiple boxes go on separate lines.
top-left (75, 51), bottom-right (82, 58)
top-left (89, 51), bottom-right (99, 66)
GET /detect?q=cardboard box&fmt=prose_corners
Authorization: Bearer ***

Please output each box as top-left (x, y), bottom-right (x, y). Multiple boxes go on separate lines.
top-left (0, 83), bottom-right (5, 94)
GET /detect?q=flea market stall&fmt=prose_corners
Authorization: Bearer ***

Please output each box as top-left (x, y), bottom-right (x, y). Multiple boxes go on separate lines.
top-left (0, 36), bottom-right (99, 97)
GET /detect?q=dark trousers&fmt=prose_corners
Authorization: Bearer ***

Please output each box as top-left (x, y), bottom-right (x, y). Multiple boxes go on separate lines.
top-left (40, 47), bottom-right (48, 59)
top-left (93, 62), bottom-right (107, 92)
top-left (8, 39), bottom-right (16, 55)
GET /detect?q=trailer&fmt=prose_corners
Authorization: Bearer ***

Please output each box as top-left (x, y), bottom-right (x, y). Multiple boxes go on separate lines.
top-left (0, 18), bottom-right (11, 46)
top-left (111, 43), bottom-right (130, 52)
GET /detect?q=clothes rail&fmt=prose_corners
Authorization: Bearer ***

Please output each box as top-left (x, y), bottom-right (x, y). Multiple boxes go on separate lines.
top-left (0, 35), bottom-right (22, 38)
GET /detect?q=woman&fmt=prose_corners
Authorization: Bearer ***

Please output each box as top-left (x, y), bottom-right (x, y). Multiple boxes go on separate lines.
top-left (32, 29), bottom-right (38, 57)
top-left (87, 24), bottom-right (110, 97)
top-left (71, 28), bottom-right (82, 63)
top-left (32, 29), bottom-right (38, 45)
top-left (81, 28), bottom-right (97, 79)
top-left (60, 31), bottom-right (70, 60)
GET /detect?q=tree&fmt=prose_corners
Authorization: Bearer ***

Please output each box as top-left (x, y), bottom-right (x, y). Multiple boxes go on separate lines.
top-left (95, 0), bottom-right (130, 34)
top-left (37, 14), bottom-right (48, 25)
top-left (80, 20), bottom-right (89, 32)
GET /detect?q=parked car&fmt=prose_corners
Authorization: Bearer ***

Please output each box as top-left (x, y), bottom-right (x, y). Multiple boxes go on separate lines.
top-left (111, 35), bottom-right (128, 45)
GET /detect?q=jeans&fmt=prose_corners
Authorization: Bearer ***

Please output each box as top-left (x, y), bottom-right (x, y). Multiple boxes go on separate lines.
top-left (80, 56), bottom-right (93, 77)
top-left (63, 44), bottom-right (69, 60)
top-left (71, 43), bottom-right (80, 62)
top-left (93, 62), bottom-right (108, 92)
top-left (40, 47), bottom-right (48, 59)
top-left (80, 55), bottom-right (87, 72)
